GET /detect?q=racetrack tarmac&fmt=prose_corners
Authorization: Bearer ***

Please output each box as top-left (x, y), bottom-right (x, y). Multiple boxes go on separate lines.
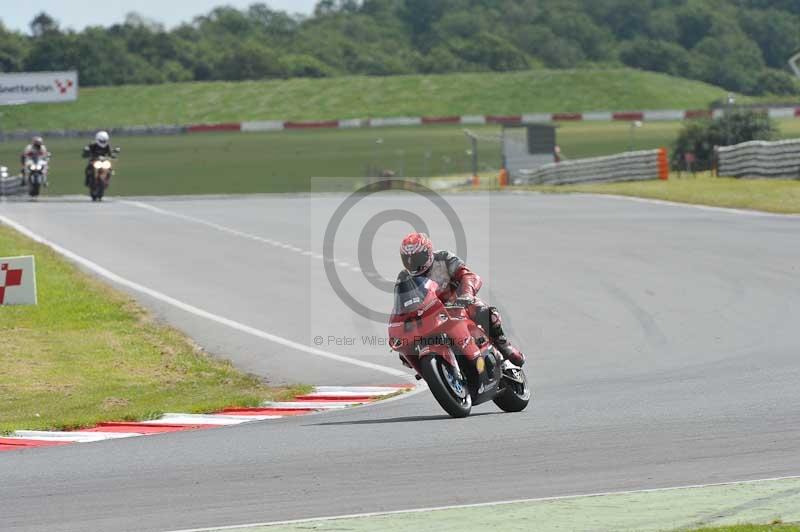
top-left (1, 192), bottom-right (799, 531)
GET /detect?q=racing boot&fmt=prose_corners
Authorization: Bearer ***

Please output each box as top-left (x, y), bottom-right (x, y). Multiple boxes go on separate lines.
top-left (488, 307), bottom-right (526, 367)
top-left (495, 335), bottom-right (526, 367)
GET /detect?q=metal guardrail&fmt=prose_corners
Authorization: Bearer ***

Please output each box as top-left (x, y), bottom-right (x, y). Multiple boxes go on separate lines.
top-left (0, 175), bottom-right (24, 196)
top-left (0, 124), bottom-right (186, 142)
top-left (513, 149), bottom-right (669, 185)
top-left (717, 139), bottom-right (800, 179)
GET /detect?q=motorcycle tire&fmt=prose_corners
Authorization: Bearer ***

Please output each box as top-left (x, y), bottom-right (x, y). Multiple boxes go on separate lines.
top-left (420, 355), bottom-right (472, 418)
top-left (29, 183), bottom-right (40, 197)
top-left (493, 367), bottom-right (531, 413)
top-left (91, 181), bottom-right (105, 202)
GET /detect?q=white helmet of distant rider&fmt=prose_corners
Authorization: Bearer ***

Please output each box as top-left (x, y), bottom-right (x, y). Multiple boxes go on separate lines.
top-left (96, 131), bottom-right (110, 147)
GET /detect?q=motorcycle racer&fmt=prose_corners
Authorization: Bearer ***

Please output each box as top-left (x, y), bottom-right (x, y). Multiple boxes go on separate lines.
top-left (20, 136), bottom-right (49, 178)
top-left (82, 131), bottom-right (114, 187)
top-left (397, 232), bottom-right (526, 367)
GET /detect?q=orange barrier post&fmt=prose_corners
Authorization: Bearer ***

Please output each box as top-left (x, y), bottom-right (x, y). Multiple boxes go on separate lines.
top-left (657, 148), bottom-right (670, 180)
top-left (472, 174), bottom-right (480, 188)
top-left (498, 169), bottom-right (509, 188)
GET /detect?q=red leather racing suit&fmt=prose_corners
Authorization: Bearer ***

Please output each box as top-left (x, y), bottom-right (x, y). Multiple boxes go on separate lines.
top-left (395, 251), bottom-right (525, 367)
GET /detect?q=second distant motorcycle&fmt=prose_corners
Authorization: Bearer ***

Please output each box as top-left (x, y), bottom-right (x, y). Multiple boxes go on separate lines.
top-left (23, 155), bottom-right (49, 197)
top-left (20, 136), bottom-right (50, 198)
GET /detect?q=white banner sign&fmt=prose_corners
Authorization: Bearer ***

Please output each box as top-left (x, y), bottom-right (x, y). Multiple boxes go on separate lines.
top-left (0, 71), bottom-right (78, 105)
top-left (0, 256), bottom-right (37, 305)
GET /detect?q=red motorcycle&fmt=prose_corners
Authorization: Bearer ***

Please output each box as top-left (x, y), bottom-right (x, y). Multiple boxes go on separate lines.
top-left (389, 275), bottom-right (531, 418)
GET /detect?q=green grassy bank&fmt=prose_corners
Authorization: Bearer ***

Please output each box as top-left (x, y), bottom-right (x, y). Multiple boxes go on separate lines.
top-left (0, 225), bottom-right (306, 433)
top-left (0, 68), bottom-right (736, 131)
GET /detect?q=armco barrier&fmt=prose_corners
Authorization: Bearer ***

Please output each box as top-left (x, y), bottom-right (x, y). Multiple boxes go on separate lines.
top-left (241, 120), bottom-right (285, 132)
top-left (187, 123), bottom-right (241, 133)
top-left (2, 106), bottom-right (800, 141)
top-left (422, 116), bottom-right (461, 125)
top-left (718, 139), bottom-right (800, 179)
top-left (284, 120), bottom-right (339, 129)
top-left (1, 125), bottom-right (186, 141)
top-left (0, 175), bottom-right (24, 196)
top-left (514, 148), bottom-right (669, 185)
top-left (368, 117), bottom-right (422, 127)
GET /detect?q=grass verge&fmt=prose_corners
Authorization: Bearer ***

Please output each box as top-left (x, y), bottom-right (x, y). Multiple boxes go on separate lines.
top-left (686, 525), bottom-right (798, 532)
top-left (527, 173), bottom-right (800, 214)
top-left (0, 224), bottom-right (309, 433)
top-left (0, 68), bottom-right (735, 131)
top-left (2, 120), bottom-right (799, 197)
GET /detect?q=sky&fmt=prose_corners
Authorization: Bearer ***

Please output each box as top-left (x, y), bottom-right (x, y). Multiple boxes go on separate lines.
top-left (2, 0), bottom-right (318, 34)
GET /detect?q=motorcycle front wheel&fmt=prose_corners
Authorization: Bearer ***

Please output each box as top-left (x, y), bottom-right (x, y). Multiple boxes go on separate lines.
top-left (493, 366), bottom-right (531, 413)
top-left (29, 183), bottom-right (40, 197)
top-left (90, 180), bottom-right (105, 201)
top-left (420, 355), bottom-right (472, 418)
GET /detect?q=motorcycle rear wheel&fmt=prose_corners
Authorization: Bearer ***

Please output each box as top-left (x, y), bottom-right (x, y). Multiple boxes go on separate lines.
top-left (420, 356), bottom-right (472, 418)
top-left (493, 367), bottom-right (531, 413)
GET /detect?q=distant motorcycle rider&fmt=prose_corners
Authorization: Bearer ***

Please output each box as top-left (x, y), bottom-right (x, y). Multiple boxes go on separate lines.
top-left (20, 136), bottom-right (49, 179)
top-left (82, 131), bottom-right (114, 187)
top-left (397, 232), bottom-right (526, 367)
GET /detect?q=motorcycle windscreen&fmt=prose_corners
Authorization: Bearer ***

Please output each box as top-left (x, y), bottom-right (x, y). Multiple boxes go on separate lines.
top-left (392, 275), bottom-right (437, 315)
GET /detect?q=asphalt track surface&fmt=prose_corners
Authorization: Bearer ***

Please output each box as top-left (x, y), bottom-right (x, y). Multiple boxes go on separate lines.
top-left (1, 192), bottom-right (799, 532)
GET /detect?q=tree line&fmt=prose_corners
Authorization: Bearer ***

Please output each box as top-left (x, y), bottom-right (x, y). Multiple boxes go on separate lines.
top-left (0, 0), bottom-right (799, 96)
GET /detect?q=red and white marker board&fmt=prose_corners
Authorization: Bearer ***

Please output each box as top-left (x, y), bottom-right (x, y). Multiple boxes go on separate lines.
top-left (0, 256), bottom-right (37, 306)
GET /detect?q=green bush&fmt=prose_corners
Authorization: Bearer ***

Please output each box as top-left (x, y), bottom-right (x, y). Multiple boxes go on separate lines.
top-left (672, 110), bottom-right (778, 171)
top-left (282, 54), bottom-right (334, 78)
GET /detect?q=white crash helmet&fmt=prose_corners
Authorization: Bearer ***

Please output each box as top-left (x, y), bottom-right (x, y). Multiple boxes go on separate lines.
top-left (95, 131), bottom-right (110, 147)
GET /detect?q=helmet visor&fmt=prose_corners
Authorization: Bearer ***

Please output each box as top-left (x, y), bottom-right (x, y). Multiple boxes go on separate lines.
top-left (402, 250), bottom-right (431, 275)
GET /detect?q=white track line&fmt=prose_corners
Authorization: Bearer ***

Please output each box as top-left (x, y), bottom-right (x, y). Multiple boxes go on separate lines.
top-left (0, 213), bottom-right (411, 380)
top-left (121, 200), bottom-right (368, 273)
top-left (165, 474), bottom-right (800, 532)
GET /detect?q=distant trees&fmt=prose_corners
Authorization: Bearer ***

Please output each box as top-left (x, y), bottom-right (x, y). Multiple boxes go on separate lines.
top-left (0, 23), bottom-right (28, 72)
top-left (620, 39), bottom-right (691, 77)
top-left (0, 0), bottom-right (798, 95)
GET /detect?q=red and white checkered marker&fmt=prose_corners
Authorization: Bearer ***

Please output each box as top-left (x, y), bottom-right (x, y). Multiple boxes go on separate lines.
top-left (0, 256), bottom-right (37, 306)
top-left (0, 385), bottom-right (414, 452)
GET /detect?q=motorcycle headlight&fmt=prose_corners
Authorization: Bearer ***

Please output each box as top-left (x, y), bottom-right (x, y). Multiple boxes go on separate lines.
top-left (93, 161), bottom-right (103, 169)
top-left (102, 161), bottom-right (112, 170)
